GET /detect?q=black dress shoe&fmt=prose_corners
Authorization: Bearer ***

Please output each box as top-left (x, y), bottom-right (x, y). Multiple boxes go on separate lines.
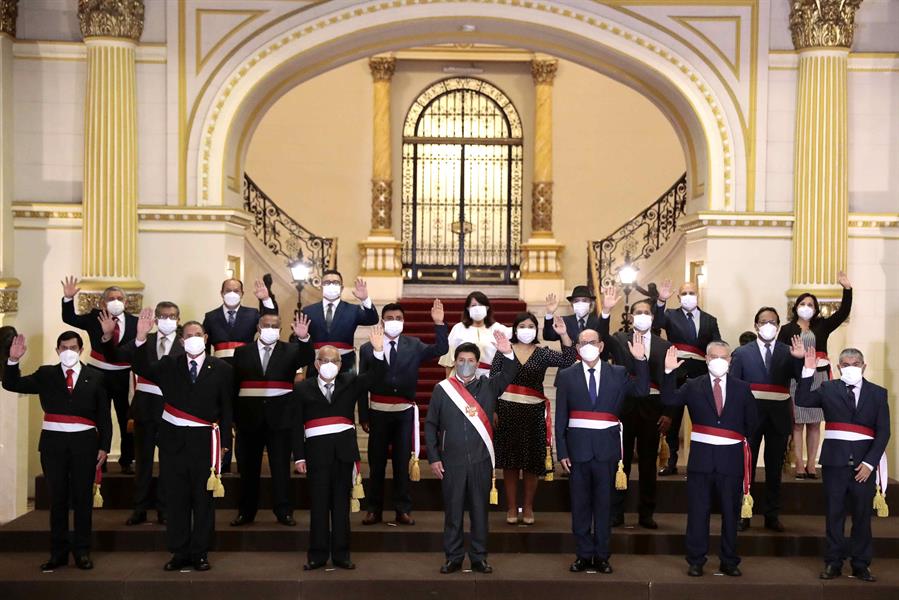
top-left (40, 557), bottom-right (67, 571)
top-left (687, 564), bottom-right (704, 577)
top-left (303, 560), bottom-right (326, 571)
top-left (229, 514), bottom-right (254, 527)
top-left (658, 466), bottom-right (678, 476)
top-left (74, 555), bottom-right (94, 570)
top-left (361, 512), bottom-right (382, 526)
top-left (737, 518), bottom-right (750, 532)
top-left (850, 567), bottom-right (876, 582)
top-left (395, 512), bottom-right (415, 526)
top-left (820, 564), bottom-right (842, 580)
top-left (120, 464), bottom-right (135, 475)
top-left (126, 511), bottom-right (147, 526)
top-left (639, 517), bottom-right (658, 530)
top-left (156, 512), bottom-right (166, 525)
top-left (193, 557), bottom-right (211, 571)
top-left (610, 514), bottom-right (625, 527)
top-left (719, 564), bottom-right (741, 577)
top-left (593, 559), bottom-right (613, 574)
top-left (440, 559), bottom-right (463, 574)
top-left (277, 514), bottom-right (297, 527)
top-left (570, 558), bottom-right (592, 572)
top-left (470, 560), bottom-right (493, 574)
top-left (164, 557), bottom-right (191, 571)
top-left (333, 559), bottom-right (356, 570)
top-left (764, 519), bottom-right (785, 533)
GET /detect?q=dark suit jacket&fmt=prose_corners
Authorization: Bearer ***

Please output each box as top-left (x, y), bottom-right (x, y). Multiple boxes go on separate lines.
top-left (292, 356), bottom-right (386, 465)
top-left (554, 359), bottom-right (650, 463)
top-left (651, 303), bottom-right (721, 379)
top-left (730, 341), bottom-right (802, 389)
top-left (3, 362), bottom-right (112, 453)
top-left (359, 325), bottom-right (449, 401)
top-left (543, 313), bottom-right (605, 343)
top-left (61, 299), bottom-right (138, 366)
top-left (302, 300), bottom-right (379, 369)
top-left (202, 301), bottom-right (278, 348)
top-left (104, 332), bottom-right (185, 422)
top-left (232, 339), bottom-right (314, 431)
top-left (661, 373), bottom-right (758, 476)
top-left (795, 377), bottom-right (889, 469)
top-left (606, 330), bottom-right (675, 419)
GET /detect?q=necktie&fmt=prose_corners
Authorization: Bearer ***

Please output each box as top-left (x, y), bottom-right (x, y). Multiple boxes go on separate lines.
top-left (325, 303), bottom-right (334, 331)
top-left (66, 369), bottom-right (75, 394)
top-left (227, 310), bottom-right (236, 327)
top-left (846, 384), bottom-right (856, 411)
top-left (389, 341), bottom-right (397, 369)
top-left (578, 318), bottom-right (586, 331)
top-left (158, 337), bottom-right (167, 360)
top-left (262, 345), bottom-right (271, 374)
top-left (685, 311), bottom-right (697, 341)
top-left (713, 378), bottom-right (724, 416)
top-left (588, 368), bottom-right (597, 408)
top-left (764, 343), bottom-right (772, 371)
top-left (190, 360), bottom-right (198, 383)
top-left (112, 318), bottom-right (121, 346)
top-left (325, 383), bottom-right (333, 403)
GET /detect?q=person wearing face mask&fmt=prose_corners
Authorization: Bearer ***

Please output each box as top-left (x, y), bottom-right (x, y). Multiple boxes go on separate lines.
top-left (439, 291), bottom-right (513, 378)
top-left (61, 276), bottom-right (138, 474)
top-left (794, 345), bottom-right (889, 583)
top-left (603, 299), bottom-right (676, 530)
top-left (652, 280), bottom-right (722, 477)
top-left (101, 301), bottom-right (184, 527)
top-left (554, 328), bottom-right (649, 574)
top-left (660, 341), bottom-right (758, 578)
top-left (292, 326), bottom-right (387, 571)
top-left (359, 300), bottom-right (448, 527)
top-left (3, 331), bottom-right (112, 571)
top-left (543, 285), bottom-right (605, 342)
top-left (130, 312), bottom-right (233, 572)
top-left (426, 331), bottom-right (519, 575)
top-left (729, 307), bottom-right (804, 533)
top-left (298, 270), bottom-right (379, 375)
top-left (493, 312), bottom-right (576, 526)
top-left (229, 313), bottom-right (315, 528)
top-left (778, 272), bottom-right (853, 480)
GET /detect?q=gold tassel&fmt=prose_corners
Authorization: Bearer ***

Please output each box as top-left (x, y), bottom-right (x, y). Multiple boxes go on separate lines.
top-left (489, 474), bottom-right (498, 505)
top-left (350, 498), bottom-right (361, 513)
top-left (409, 454), bottom-right (421, 482)
top-left (352, 472), bottom-right (365, 500)
top-left (206, 467), bottom-right (218, 492)
top-left (615, 460), bottom-right (628, 491)
top-left (658, 437), bottom-right (670, 469)
top-left (544, 447), bottom-right (554, 482)
top-left (740, 493), bottom-right (754, 519)
top-left (212, 476), bottom-right (225, 498)
top-left (873, 486), bottom-right (889, 518)
top-left (92, 483), bottom-right (103, 509)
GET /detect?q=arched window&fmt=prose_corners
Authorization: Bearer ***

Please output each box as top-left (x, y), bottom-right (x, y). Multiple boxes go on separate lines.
top-left (401, 78), bottom-right (523, 284)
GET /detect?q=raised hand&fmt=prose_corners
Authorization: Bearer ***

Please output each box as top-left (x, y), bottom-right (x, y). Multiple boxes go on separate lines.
top-left (352, 277), bottom-right (368, 301)
top-left (431, 298), bottom-right (445, 324)
top-left (803, 344), bottom-right (817, 371)
top-left (494, 329), bottom-right (512, 355)
top-left (837, 271), bottom-right (852, 289)
top-left (369, 323), bottom-right (384, 352)
top-left (61, 275), bottom-right (80, 299)
top-left (97, 310), bottom-right (116, 340)
top-left (602, 285), bottom-right (622, 313)
top-left (552, 315), bottom-right (567, 337)
top-left (658, 279), bottom-right (673, 302)
top-left (292, 312), bottom-right (310, 339)
top-left (664, 346), bottom-right (684, 372)
top-left (253, 278), bottom-right (269, 300)
top-left (136, 307), bottom-right (154, 342)
top-left (545, 292), bottom-right (559, 315)
top-left (627, 331), bottom-right (645, 360)
top-left (8, 334), bottom-right (26, 361)
top-left (790, 334), bottom-right (806, 359)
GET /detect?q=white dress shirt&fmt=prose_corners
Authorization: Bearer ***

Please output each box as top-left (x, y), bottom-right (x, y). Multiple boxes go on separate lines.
top-left (257, 339), bottom-right (275, 365)
top-left (61, 361), bottom-right (83, 390)
top-left (222, 297), bottom-right (275, 321)
top-left (157, 331), bottom-right (176, 357)
top-left (756, 338), bottom-right (774, 364)
top-left (710, 373), bottom-right (727, 406)
top-left (582, 360), bottom-right (601, 391)
top-left (682, 307), bottom-right (701, 336)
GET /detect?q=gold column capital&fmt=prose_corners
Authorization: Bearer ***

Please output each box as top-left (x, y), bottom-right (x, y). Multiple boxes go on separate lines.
top-left (531, 59), bottom-right (558, 85)
top-left (369, 56), bottom-right (396, 82)
top-left (78, 0), bottom-right (144, 42)
top-left (0, 0), bottom-right (17, 38)
top-left (789, 0), bottom-right (863, 50)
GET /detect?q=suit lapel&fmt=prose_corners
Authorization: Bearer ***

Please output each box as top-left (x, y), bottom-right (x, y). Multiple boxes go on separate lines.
top-left (576, 364), bottom-right (591, 405)
top-left (702, 376), bottom-right (718, 416)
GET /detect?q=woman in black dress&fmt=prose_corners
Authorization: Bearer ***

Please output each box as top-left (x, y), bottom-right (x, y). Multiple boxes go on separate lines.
top-left (492, 312), bottom-right (576, 525)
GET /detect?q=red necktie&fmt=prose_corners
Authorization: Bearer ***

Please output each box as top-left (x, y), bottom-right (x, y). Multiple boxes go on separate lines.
top-left (66, 369), bottom-right (75, 394)
top-left (112, 319), bottom-right (121, 346)
top-left (713, 378), bottom-right (723, 416)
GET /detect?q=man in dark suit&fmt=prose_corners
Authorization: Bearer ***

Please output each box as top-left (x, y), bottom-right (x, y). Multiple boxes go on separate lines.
top-left (229, 312), bottom-right (314, 527)
top-left (61, 275), bottom-right (137, 473)
top-left (426, 333), bottom-right (519, 575)
top-left (730, 307), bottom-right (803, 532)
top-left (555, 328), bottom-right (648, 574)
top-left (359, 300), bottom-right (449, 526)
top-left (796, 345), bottom-right (890, 583)
top-left (652, 279), bottom-right (722, 476)
top-left (102, 301), bottom-right (184, 526)
top-left (603, 300), bottom-right (675, 530)
top-left (3, 331), bottom-right (112, 571)
top-left (543, 285), bottom-right (622, 354)
top-left (661, 341), bottom-right (758, 577)
top-left (299, 270), bottom-right (379, 374)
top-left (292, 325), bottom-right (386, 571)
top-left (130, 311), bottom-right (233, 572)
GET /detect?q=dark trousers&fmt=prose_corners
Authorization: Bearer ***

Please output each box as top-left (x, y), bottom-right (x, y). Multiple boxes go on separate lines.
top-left (685, 469), bottom-right (742, 568)
top-left (441, 458), bottom-right (492, 562)
top-left (822, 465), bottom-right (875, 569)
top-left (307, 459), bottom-right (353, 564)
top-left (613, 409), bottom-right (660, 520)
top-left (160, 433), bottom-right (215, 561)
top-left (40, 433), bottom-right (98, 559)
top-left (133, 417), bottom-right (165, 513)
top-left (104, 369), bottom-right (134, 466)
top-left (236, 424), bottom-right (292, 520)
top-left (366, 408), bottom-right (413, 515)
top-left (664, 406), bottom-right (684, 470)
top-left (749, 401), bottom-right (790, 521)
top-left (569, 458), bottom-right (617, 561)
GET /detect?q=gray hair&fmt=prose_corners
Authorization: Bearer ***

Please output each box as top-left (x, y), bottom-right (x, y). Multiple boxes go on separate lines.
top-left (838, 348), bottom-right (865, 365)
top-left (706, 340), bottom-right (730, 353)
top-left (103, 286), bottom-right (126, 301)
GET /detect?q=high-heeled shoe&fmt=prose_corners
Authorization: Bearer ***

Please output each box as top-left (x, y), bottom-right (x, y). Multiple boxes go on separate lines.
top-left (522, 513), bottom-right (535, 525)
top-left (506, 512), bottom-right (519, 525)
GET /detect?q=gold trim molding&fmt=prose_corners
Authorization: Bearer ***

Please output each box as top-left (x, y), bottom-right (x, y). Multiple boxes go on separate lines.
top-left (789, 0), bottom-right (863, 50)
top-left (0, 277), bottom-right (20, 313)
top-left (370, 179), bottom-right (392, 233)
top-left (0, 0), bottom-right (17, 38)
top-left (531, 181), bottom-right (554, 233)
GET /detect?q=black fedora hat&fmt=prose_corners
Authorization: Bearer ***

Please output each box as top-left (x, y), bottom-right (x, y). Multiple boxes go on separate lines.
top-left (566, 285), bottom-right (596, 302)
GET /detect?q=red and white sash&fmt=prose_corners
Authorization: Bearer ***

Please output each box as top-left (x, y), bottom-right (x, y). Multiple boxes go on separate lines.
top-left (304, 416), bottom-right (355, 439)
top-left (42, 414), bottom-right (96, 433)
top-left (438, 378), bottom-right (495, 467)
top-left (674, 343), bottom-right (705, 362)
top-left (815, 351), bottom-right (832, 378)
top-left (238, 380), bottom-right (293, 397)
top-left (750, 383), bottom-right (791, 402)
top-left (369, 394), bottom-right (414, 412)
top-left (212, 341), bottom-right (245, 359)
top-left (824, 422), bottom-right (889, 493)
top-left (88, 350), bottom-right (130, 371)
top-left (567, 410), bottom-right (624, 460)
top-left (501, 385), bottom-right (554, 450)
top-left (691, 424), bottom-right (752, 497)
top-left (161, 404), bottom-right (222, 477)
top-left (312, 341), bottom-right (354, 356)
top-left (134, 375), bottom-right (162, 396)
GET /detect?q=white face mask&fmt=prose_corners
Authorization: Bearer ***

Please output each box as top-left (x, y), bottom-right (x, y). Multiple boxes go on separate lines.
top-left (156, 318), bottom-right (178, 336)
top-left (259, 327), bottom-right (280, 345)
top-left (322, 284), bottom-right (342, 301)
top-left (632, 313), bottom-right (653, 332)
top-left (468, 305), bottom-right (488, 322)
top-left (707, 357), bottom-right (729, 378)
top-left (797, 305), bottom-right (815, 321)
top-left (183, 336), bottom-right (206, 356)
top-left (223, 291), bottom-right (241, 308)
top-left (679, 294), bottom-right (698, 311)
top-left (516, 328), bottom-right (537, 344)
top-left (757, 323), bottom-right (778, 342)
top-left (318, 361), bottom-right (339, 380)
top-left (578, 344), bottom-right (600, 363)
top-left (839, 365), bottom-right (863, 386)
top-left (383, 320), bottom-right (404, 338)
top-left (59, 349), bottom-right (80, 368)
top-left (572, 301), bottom-right (591, 319)
top-left (106, 299), bottom-right (125, 317)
